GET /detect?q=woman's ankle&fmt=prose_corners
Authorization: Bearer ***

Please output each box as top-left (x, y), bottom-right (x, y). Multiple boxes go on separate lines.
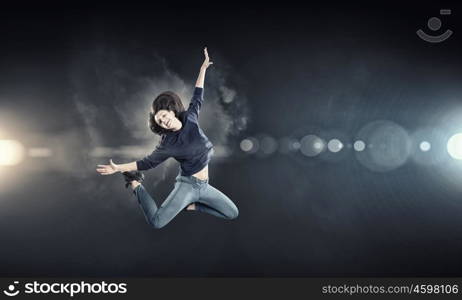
top-left (130, 181), bottom-right (141, 189)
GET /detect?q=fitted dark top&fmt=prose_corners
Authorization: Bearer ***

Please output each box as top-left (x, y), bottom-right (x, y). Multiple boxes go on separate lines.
top-left (136, 87), bottom-right (214, 176)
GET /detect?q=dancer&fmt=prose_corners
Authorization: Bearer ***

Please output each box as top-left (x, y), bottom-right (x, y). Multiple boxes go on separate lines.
top-left (96, 48), bottom-right (239, 229)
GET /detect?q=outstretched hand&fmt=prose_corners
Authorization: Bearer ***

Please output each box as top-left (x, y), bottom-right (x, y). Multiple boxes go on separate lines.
top-left (201, 47), bottom-right (213, 70)
top-left (96, 159), bottom-right (119, 175)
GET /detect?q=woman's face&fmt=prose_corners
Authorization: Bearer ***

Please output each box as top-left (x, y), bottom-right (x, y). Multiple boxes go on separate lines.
top-left (154, 109), bottom-right (182, 131)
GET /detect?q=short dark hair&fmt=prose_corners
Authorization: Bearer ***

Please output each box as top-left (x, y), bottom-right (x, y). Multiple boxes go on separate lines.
top-left (149, 91), bottom-right (186, 136)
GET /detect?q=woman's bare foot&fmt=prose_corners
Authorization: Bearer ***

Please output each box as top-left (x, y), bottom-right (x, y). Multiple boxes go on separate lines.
top-left (186, 203), bottom-right (196, 211)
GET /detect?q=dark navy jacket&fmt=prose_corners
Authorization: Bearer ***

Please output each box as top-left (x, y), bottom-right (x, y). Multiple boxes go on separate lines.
top-left (136, 87), bottom-right (214, 176)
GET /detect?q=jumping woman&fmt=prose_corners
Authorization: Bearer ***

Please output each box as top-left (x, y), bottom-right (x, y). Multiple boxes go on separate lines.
top-left (96, 48), bottom-right (239, 229)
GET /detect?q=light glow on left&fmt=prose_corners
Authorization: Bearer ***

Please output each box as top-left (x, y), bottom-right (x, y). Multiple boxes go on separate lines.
top-left (0, 140), bottom-right (25, 166)
top-left (447, 133), bottom-right (462, 160)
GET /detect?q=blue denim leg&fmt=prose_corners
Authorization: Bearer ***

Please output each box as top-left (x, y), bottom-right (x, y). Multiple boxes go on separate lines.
top-left (133, 184), bottom-right (158, 226)
top-left (195, 203), bottom-right (232, 219)
top-left (134, 179), bottom-right (199, 229)
top-left (196, 183), bottom-right (239, 220)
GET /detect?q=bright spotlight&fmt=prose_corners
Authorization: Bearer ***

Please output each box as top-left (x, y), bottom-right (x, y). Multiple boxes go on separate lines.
top-left (240, 138), bottom-right (259, 154)
top-left (353, 140), bottom-right (366, 152)
top-left (327, 139), bottom-right (343, 153)
top-left (240, 139), bottom-right (253, 152)
top-left (300, 135), bottom-right (325, 157)
top-left (447, 133), bottom-right (462, 160)
top-left (0, 140), bottom-right (25, 166)
top-left (419, 141), bottom-right (431, 152)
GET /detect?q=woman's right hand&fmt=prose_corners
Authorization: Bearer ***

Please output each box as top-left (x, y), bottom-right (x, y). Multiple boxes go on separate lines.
top-left (96, 159), bottom-right (119, 175)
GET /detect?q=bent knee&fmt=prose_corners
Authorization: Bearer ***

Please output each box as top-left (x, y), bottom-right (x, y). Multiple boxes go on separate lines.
top-left (151, 222), bottom-right (165, 229)
top-left (148, 216), bottom-right (167, 229)
top-left (228, 207), bottom-right (239, 220)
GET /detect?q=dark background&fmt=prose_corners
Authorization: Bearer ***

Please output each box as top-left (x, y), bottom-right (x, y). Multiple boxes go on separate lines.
top-left (1, 1), bottom-right (462, 276)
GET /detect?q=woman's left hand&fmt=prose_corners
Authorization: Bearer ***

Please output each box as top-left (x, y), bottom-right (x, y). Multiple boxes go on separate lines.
top-left (201, 47), bottom-right (213, 70)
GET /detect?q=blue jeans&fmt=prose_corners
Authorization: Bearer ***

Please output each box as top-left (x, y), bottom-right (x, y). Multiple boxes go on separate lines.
top-left (134, 172), bottom-right (239, 229)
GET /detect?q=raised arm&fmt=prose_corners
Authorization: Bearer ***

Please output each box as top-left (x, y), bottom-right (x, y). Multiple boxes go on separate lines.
top-left (195, 47), bottom-right (213, 88)
top-left (188, 48), bottom-right (213, 119)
